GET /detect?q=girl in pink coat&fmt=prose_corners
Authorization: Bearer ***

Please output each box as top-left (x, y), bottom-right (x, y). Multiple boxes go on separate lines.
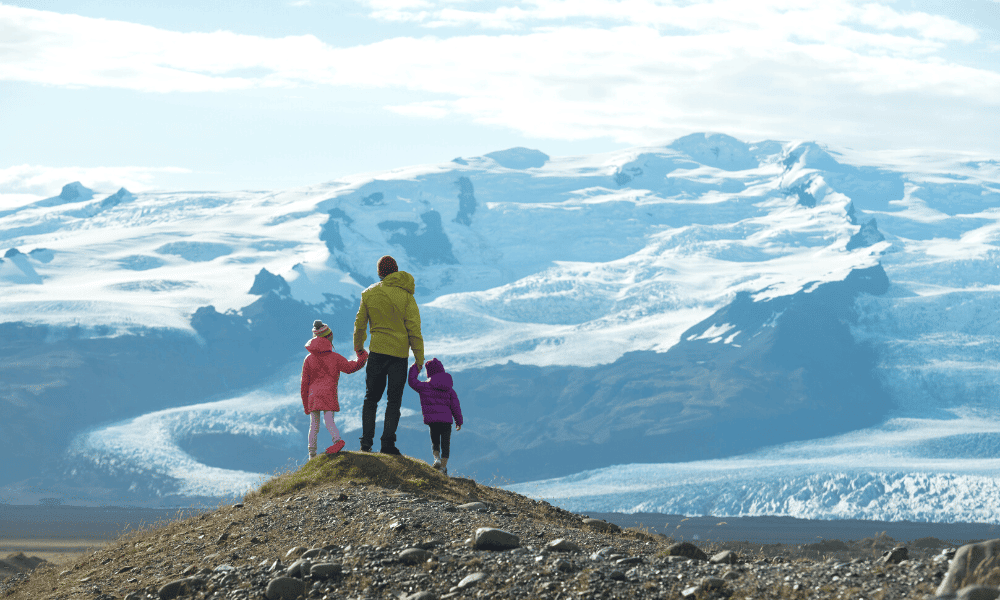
top-left (301, 320), bottom-right (367, 459)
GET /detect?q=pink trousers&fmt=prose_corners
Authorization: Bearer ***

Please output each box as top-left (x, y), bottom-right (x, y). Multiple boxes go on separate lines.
top-left (308, 411), bottom-right (342, 449)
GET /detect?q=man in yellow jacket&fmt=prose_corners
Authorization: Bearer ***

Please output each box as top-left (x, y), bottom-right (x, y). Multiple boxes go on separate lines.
top-left (354, 255), bottom-right (425, 453)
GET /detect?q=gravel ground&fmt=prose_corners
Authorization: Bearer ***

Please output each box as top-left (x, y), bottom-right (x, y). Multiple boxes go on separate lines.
top-left (0, 452), bottom-right (990, 600)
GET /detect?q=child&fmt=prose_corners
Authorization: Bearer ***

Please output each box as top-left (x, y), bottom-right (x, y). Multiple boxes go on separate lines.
top-left (301, 320), bottom-right (368, 459)
top-left (407, 357), bottom-right (463, 475)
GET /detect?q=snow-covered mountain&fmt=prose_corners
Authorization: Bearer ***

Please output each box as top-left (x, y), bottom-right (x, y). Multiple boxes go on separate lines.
top-left (2, 133), bottom-right (999, 522)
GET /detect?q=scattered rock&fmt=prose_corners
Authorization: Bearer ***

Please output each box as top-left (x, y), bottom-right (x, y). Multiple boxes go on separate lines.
top-left (404, 592), bottom-right (437, 600)
top-left (667, 542), bottom-right (709, 562)
top-left (158, 577), bottom-right (202, 600)
top-left (710, 550), bottom-right (739, 564)
top-left (546, 538), bottom-right (581, 552)
top-left (582, 518), bottom-right (621, 533)
top-left (553, 558), bottom-right (574, 572)
top-left (473, 527), bottom-right (520, 551)
top-left (265, 577), bottom-right (305, 600)
top-left (880, 546), bottom-right (909, 565)
top-left (457, 572), bottom-right (487, 588)
top-left (702, 576), bottom-right (725, 590)
top-left (400, 548), bottom-right (432, 564)
top-left (285, 558), bottom-right (311, 578)
top-left (457, 502), bottom-right (488, 512)
top-left (308, 563), bottom-right (342, 579)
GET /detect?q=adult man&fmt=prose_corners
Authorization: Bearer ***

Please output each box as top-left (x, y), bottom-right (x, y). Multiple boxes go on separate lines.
top-left (354, 255), bottom-right (425, 454)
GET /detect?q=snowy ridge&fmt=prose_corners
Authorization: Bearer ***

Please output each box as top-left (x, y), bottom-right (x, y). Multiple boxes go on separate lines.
top-left (3, 133), bottom-right (1000, 521)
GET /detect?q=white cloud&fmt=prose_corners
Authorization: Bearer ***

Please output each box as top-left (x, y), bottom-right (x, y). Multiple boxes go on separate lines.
top-left (1, 1), bottom-right (998, 154)
top-left (384, 100), bottom-right (452, 118)
top-left (0, 5), bottom-right (330, 92)
top-left (0, 164), bottom-right (192, 197)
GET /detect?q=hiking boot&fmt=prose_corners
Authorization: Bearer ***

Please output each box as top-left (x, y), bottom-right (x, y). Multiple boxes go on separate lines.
top-left (308, 446), bottom-right (317, 460)
top-left (380, 446), bottom-right (402, 455)
top-left (326, 439), bottom-right (346, 455)
top-left (359, 438), bottom-right (372, 452)
top-left (432, 459), bottom-right (442, 470)
top-left (440, 466), bottom-right (448, 476)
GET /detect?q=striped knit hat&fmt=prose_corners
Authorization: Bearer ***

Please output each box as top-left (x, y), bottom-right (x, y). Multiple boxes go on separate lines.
top-left (312, 320), bottom-right (332, 338)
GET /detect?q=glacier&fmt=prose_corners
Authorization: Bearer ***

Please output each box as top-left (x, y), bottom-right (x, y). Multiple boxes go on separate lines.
top-left (2, 132), bottom-right (1000, 523)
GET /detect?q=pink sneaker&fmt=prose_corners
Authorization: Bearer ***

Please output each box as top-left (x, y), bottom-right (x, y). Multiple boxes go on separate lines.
top-left (325, 439), bottom-right (346, 455)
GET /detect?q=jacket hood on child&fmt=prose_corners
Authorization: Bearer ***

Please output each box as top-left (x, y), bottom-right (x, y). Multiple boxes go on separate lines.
top-left (424, 358), bottom-right (453, 390)
top-left (306, 335), bottom-right (334, 354)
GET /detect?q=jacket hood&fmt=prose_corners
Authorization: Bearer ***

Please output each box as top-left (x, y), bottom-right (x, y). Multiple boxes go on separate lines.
top-left (381, 271), bottom-right (415, 295)
top-left (425, 358), bottom-right (445, 377)
top-left (429, 371), bottom-right (454, 390)
top-left (425, 358), bottom-right (451, 389)
top-left (306, 336), bottom-right (333, 354)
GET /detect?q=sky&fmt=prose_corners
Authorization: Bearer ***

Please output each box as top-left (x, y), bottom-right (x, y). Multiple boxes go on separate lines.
top-left (2, 0), bottom-right (999, 198)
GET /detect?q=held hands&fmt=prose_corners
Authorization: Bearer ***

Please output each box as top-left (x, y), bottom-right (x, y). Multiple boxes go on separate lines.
top-left (456, 425), bottom-right (462, 431)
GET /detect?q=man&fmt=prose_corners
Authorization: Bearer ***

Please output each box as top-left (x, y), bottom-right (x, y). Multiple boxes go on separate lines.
top-left (354, 255), bottom-right (425, 454)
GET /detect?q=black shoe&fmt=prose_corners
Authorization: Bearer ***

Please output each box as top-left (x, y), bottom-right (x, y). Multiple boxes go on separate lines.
top-left (359, 438), bottom-right (372, 452)
top-left (380, 446), bottom-right (401, 455)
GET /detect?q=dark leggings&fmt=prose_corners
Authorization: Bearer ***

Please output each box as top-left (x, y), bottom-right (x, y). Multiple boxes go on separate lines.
top-left (429, 422), bottom-right (452, 458)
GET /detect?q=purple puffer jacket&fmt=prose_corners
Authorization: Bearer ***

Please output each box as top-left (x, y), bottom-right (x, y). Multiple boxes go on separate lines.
top-left (408, 358), bottom-right (463, 426)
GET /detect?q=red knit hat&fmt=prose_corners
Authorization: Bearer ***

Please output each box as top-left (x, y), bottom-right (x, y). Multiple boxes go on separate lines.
top-left (312, 320), bottom-right (332, 338)
top-left (377, 255), bottom-right (398, 280)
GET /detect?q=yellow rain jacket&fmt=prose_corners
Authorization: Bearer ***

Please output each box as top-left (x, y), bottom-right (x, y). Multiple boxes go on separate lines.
top-left (353, 271), bottom-right (425, 365)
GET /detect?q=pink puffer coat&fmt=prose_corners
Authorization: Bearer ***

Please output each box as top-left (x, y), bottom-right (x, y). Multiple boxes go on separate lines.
top-left (301, 336), bottom-right (367, 414)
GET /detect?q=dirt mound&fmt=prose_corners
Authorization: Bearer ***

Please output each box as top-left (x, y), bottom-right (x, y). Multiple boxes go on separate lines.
top-left (0, 552), bottom-right (47, 579)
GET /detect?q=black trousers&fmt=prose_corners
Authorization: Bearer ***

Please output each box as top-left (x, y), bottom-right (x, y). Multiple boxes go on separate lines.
top-left (429, 422), bottom-right (452, 458)
top-left (360, 352), bottom-right (408, 449)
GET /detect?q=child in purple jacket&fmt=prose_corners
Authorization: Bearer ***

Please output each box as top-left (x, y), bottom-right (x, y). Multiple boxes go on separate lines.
top-left (408, 357), bottom-right (463, 475)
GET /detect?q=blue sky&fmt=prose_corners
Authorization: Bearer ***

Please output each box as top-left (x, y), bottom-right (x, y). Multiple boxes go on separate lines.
top-left (2, 0), bottom-right (999, 197)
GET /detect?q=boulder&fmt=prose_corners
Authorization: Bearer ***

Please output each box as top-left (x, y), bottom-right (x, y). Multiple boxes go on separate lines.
top-left (265, 577), bottom-right (305, 600)
top-left (667, 542), bottom-right (708, 562)
top-left (473, 528), bottom-right (520, 551)
top-left (939, 540), bottom-right (1000, 597)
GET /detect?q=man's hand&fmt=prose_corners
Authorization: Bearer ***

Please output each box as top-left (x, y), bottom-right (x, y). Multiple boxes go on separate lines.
top-left (416, 362), bottom-right (424, 372)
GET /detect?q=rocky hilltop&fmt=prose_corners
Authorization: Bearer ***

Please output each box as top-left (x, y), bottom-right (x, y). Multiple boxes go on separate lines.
top-left (2, 452), bottom-right (997, 600)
